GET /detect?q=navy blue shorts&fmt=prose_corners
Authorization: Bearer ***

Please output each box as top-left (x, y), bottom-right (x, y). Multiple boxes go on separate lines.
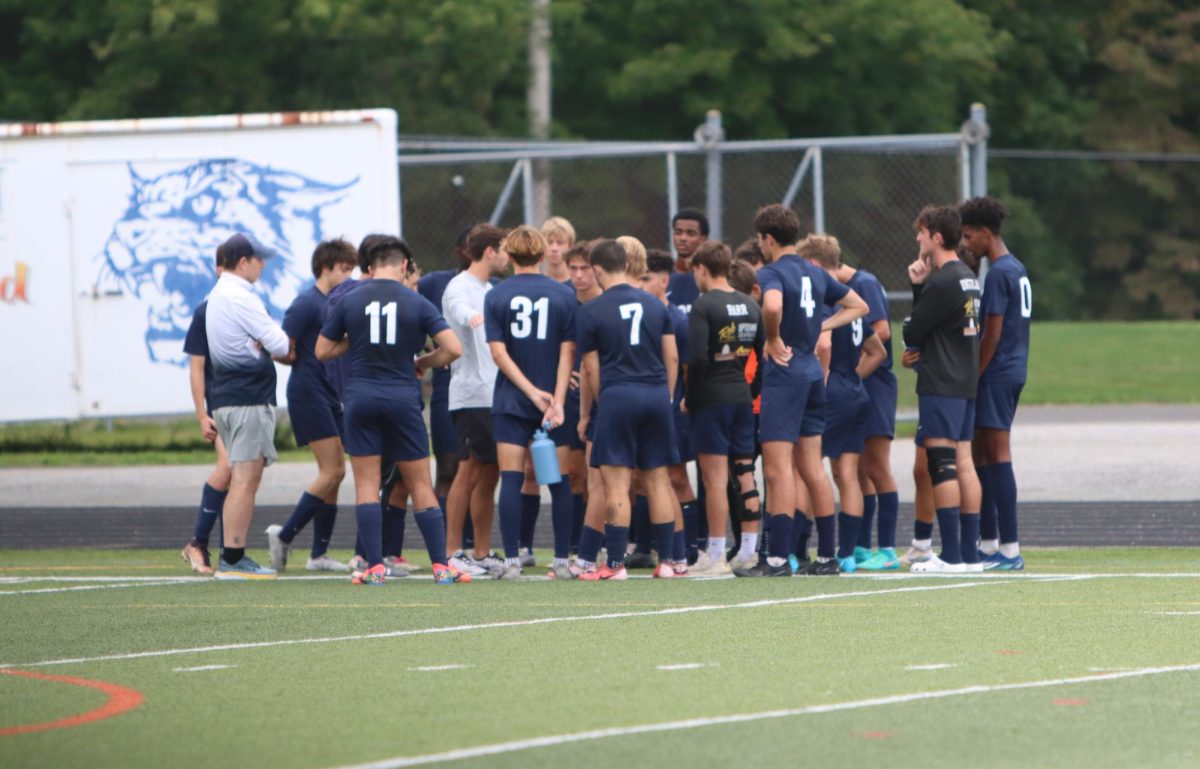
top-left (691, 402), bottom-right (756, 458)
top-left (863, 371), bottom-right (898, 440)
top-left (452, 408), bottom-right (497, 464)
top-left (759, 378), bottom-right (826, 443)
top-left (494, 411), bottom-right (570, 448)
top-left (673, 409), bottom-right (695, 463)
top-left (590, 384), bottom-right (677, 470)
top-left (551, 395), bottom-right (585, 451)
top-left (428, 386), bottom-right (458, 457)
top-left (822, 389), bottom-right (869, 459)
top-left (343, 395), bottom-right (428, 461)
top-left (287, 396), bottom-right (343, 447)
top-left (975, 379), bottom-right (1023, 431)
top-left (916, 395), bottom-right (975, 445)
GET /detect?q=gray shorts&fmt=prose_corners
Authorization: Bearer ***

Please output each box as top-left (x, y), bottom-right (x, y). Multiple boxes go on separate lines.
top-left (213, 405), bottom-right (278, 466)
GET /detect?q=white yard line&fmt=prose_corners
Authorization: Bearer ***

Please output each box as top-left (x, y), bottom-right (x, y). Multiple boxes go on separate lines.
top-left (0, 580), bottom-right (202, 596)
top-left (409, 665), bottom-right (470, 672)
top-left (1147, 611), bottom-right (1200, 616)
top-left (656, 663), bottom-right (715, 671)
top-left (173, 664), bottom-right (236, 672)
top-left (328, 663), bottom-right (1200, 769)
top-left (905, 663), bottom-right (959, 671)
top-left (0, 580), bottom-right (1011, 669)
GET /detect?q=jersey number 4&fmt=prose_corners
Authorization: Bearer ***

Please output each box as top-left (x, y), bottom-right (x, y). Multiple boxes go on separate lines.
top-left (365, 301), bottom-right (396, 345)
top-left (799, 276), bottom-right (815, 318)
top-left (619, 302), bottom-right (643, 345)
top-left (510, 296), bottom-right (549, 340)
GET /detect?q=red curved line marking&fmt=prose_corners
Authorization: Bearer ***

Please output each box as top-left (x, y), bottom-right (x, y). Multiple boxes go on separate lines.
top-left (0, 669), bottom-right (143, 736)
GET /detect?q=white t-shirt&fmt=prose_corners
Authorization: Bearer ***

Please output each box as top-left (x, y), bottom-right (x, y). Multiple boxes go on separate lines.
top-left (442, 270), bottom-right (497, 411)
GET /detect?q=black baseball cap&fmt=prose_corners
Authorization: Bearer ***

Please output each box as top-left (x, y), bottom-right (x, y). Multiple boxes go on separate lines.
top-left (219, 233), bottom-right (274, 268)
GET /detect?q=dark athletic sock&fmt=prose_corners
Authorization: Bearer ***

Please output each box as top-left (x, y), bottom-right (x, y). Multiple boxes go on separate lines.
top-left (355, 503), bottom-right (384, 567)
top-left (311, 503), bottom-right (337, 558)
top-left (673, 529), bottom-right (686, 562)
top-left (382, 504), bottom-right (407, 558)
top-left (519, 492), bottom-right (540, 551)
top-left (578, 525), bottom-right (603, 564)
top-left (992, 462), bottom-right (1019, 545)
top-left (604, 524), bottom-right (630, 568)
top-left (280, 491), bottom-right (323, 543)
top-left (498, 471), bottom-right (524, 559)
top-left (795, 512), bottom-right (813, 560)
top-left (960, 512), bottom-right (981, 564)
top-left (768, 514), bottom-right (794, 560)
top-left (815, 514), bottom-right (837, 559)
top-left (549, 480), bottom-right (573, 560)
top-left (631, 496), bottom-right (651, 553)
top-left (681, 500), bottom-right (700, 561)
top-left (652, 522), bottom-right (674, 565)
top-left (194, 484), bottom-right (227, 546)
top-left (461, 514), bottom-right (475, 551)
top-left (858, 494), bottom-right (876, 549)
top-left (837, 512), bottom-right (862, 560)
top-left (914, 519), bottom-right (934, 542)
top-left (936, 506), bottom-right (962, 564)
top-left (979, 464), bottom-right (998, 541)
top-left (696, 500), bottom-right (709, 551)
top-left (570, 493), bottom-right (585, 553)
top-left (414, 507), bottom-right (448, 565)
top-left (223, 546), bottom-right (244, 565)
top-left (877, 491), bottom-right (899, 549)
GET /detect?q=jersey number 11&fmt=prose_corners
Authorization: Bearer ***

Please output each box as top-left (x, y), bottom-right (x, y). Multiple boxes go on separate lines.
top-left (365, 301), bottom-right (397, 345)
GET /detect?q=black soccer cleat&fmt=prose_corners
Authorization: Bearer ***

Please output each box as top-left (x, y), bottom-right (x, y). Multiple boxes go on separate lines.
top-left (734, 560), bottom-right (791, 578)
top-left (803, 557), bottom-right (842, 576)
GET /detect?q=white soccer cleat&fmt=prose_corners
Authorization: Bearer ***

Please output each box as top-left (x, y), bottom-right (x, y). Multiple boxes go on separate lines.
top-left (728, 551), bottom-right (758, 572)
top-left (899, 543), bottom-right (934, 567)
top-left (306, 554), bottom-right (351, 572)
top-left (911, 554), bottom-right (968, 573)
top-left (962, 561), bottom-right (985, 573)
top-left (448, 551), bottom-right (488, 577)
top-left (265, 524), bottom-right (290, 572)
top-left (688, 552), bottom-right (733, 578)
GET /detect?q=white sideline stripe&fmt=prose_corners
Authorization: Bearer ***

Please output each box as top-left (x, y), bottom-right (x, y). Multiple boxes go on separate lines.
top-left (329, 663), bottom-right (1200, 769)
top-left (656, 663), bottom-right (713, 671)
top-left (0, 580), bottom-right (1010, 670)
top-left (409, 665), bottom-right (470, 672)
top-left (906, 663), bottom-right (959, 671)
top-left (173, 664), bottom-right (236, 672)
top-left (1148, 611), bottom-right (1200, 616)
top-left (0, 580), bottom-right (201, 596)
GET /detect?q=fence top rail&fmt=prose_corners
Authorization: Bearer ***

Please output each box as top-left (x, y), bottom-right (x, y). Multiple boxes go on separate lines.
top-left (990, 148), bottom-right (1200, 163)
top-left (397, 132), bottom-right (965, 166)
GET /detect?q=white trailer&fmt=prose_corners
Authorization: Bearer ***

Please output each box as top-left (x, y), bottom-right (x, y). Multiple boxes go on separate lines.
top-left (0, 109), bottom-right (399, 421)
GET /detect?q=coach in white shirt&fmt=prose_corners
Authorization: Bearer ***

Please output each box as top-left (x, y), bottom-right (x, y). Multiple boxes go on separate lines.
top-left (440, 224), bottom-right (509, 573)
top-left (205, 233), bottom-right (294, 579)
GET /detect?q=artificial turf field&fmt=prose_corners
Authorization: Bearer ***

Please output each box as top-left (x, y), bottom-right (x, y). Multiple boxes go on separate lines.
top-left (2, 548), bottom-right (1198, 769)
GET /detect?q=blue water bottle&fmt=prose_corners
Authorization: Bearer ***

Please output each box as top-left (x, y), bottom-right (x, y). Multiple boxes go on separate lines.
top-left (530, 422), bottom-right (561, 485)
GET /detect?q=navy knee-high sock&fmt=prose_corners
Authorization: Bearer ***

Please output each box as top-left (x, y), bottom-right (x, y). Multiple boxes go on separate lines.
top-left (794, 512), bottom-right (813, 560)
top-left (281, 491), bottom-right (324, 543)
top-left (312, 503), bottom-right (337, 558)
top-left (877, 491), bottom-right (899, 549)
top-left (979, 464), bottom-right (998, 541)
top-left (681, 500), bottom-right (700, 561)
top-left (519, 493), bottom-right (541, 551)
top-left (549, 481), bottom-right (573, 560)
top-left (652, 522), bottom-right (674, 565)
top-left (815, 514), bottom-right (837, 559)
top-left (355, 503), bottom-right (383, 567)
top-left (837, 512), bottom-right (862, 560)
top-left (992, 462), bottom-right (1019, 545)
top-left (414, 507), bottom-right (448, 565)
top-left (858, 494), bottom-right (876, 549)
top-left (461, 514), bottom-right (475, 550)
top-left (498, 471), bottom-right (524, 559)
top-left (631, 496), bottom-right (651, 553)
top-left (768, 514), bottom-right (794, 560)
top-left (914, 519), bottom-right (934, 542)
top-left (578, 525), bottom-right (603, 565)
top-left (194, 484), bottom-right (227, 545)
top-left (382, 504), bottom-right (406, 557)
top-left (673, 529), bottom-right (686, 562)
top-left (570, 493), bottom-right (585, 552)
top-left (696, 500), bottom-right (709, 550)
top-left (604, 525), bottom-right (630, 568)
top-left (960, 512), bottom-right (981, 564)
top-left (936, 506), bottom-right (962, 563)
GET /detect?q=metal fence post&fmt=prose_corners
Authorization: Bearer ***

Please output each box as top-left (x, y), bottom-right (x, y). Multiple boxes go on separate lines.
top-left (812, 146), bottom-right (825, 234)
top-left (666, 151), bottom-right (679, 258)
top-left (698, 110), bottom-right (725, 240)
top-left (970, 102), bottom-right (988, 198)
top-left (521, 158), bottom-right (534, 225)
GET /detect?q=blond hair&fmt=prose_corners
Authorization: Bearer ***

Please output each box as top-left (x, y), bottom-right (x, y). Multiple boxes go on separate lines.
top-left (502, 225), bottom-right (547, 268)
top-left (796, 233), bottom-right (841, 269)
top-left (617, 235), bottom-right (647, 278)
top-left (540, 216), bottom-right (576, 245)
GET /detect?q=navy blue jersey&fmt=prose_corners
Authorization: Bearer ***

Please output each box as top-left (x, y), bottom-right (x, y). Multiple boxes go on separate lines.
top-left (667, 303), bottom-right (689, 406)
top-left (980, 253), bottom-right (1031, 384)
top-left (668, 271), bottom-right (699, 313)
top-left (182, 300), bottom-right (218, 413)
top-left (578, 283), bottom-right (672, 392)
top-left (824, 305), bottom-right (875, 397)
top-left (320, 279), bottom-right (449, 402)
top-left (283, 285), bottom-right (338, 403)
top-left (484, 273), bottom-right (578, 420)
top-left (321, 277), bottom-right (361, 400)
top-left (757, 254), bottom-right (849, 383)
top-left (417, 269), bottom-right (458, 389)
top-left (853, 270), bottom-right (893, 374)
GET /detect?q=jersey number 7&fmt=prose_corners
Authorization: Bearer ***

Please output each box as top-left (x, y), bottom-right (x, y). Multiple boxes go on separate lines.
top-left (619, 302), bottom-right (643, 345)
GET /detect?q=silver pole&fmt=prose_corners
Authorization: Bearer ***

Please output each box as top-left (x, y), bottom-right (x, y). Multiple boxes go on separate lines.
top-left (521, 158), bottom-right (534, 225)
top-left (527, 0), bottom-right (552, 224)
top-left (701, 110), bottom-right (724, 240)
top-left (812, 146), bottom-right (825, 234)
top-left (489, 160), bottom-right (524, 225)
top-left (970, 102), bottom-right (988, 198)
top-left (666, 151), bottom-right (679, 258)
top-left (959, 139), bottom-right (971, 201)
top-left (781, 148), bottom-right (815, 208)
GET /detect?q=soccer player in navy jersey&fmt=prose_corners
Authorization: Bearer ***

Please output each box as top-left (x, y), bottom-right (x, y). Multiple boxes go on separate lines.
top-left (483, 226), bottom-right (578, 580)
top-left (961, 197), bottom-right (1031, 571)
top-left (264, 239), bottom-right (357, 573)
top-left (180, 248), bottom-right (230, 576)
top-left (577, 240), bottom-right (681, 580)
top-left (667, 208), bottom-right (708, 314)
top-left (801, 235), bottom-right (888, 573)
top-left (749, 205), bottom-right (868, 577)
top-left (316, 237), bottom-right (468, 585)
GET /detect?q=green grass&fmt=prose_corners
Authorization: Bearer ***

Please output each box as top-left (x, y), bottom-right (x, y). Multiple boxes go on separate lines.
top-left (1, 548), bottom-right (1198, 769)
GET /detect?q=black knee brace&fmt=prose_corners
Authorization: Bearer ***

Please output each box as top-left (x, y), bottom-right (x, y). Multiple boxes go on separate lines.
top-left (926, 446), bottom-right (958, 486)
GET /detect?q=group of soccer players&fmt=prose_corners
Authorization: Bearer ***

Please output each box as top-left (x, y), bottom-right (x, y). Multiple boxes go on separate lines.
top-left (179, 195), bottom-right (1030, 583)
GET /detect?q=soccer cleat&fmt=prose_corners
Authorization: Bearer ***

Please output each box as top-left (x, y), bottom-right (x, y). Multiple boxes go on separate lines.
top-left (910, 554), bottom-right (968, 573)
top-left (478, 552), bottom-right (506, 576)
top-left (672, 560), bottom-right (690, 576)
top-left (432, 563), bottom-right (471, 584)
top-left (899, 544), bottom-right (934, 567)
top-left (306, 554), bottom-right (351, 572)
top-left (214, 556), bottom-right (277, 580)
top-left (857, 547), bottom-right (901, 572)
top-left (348, 554), bottom-right (368, 572)
top-left (519, 550), bottom-right (536, 568)
top-left (385, 555), bottom-right (422, 573)
top-left (265, 524), bottom-right (291, 572)
top-left (569, 562), bottom-right (596, 579)
top-left (689, 553), bottom-right (733, 578)
top-left (853, 546), bottom-right (874, 564)
top-left (448, 551), bottom-right (488, 577)
top-left (496, 563), bottom-right (522, 581)
top-left (803, 558), bottom-right (842, 576)
top-left (549, 562), bottom-right (576, 580)
top-left (652, 562), bottom-right (677, 578)
top-left (963, 561), bottom-right (985, 573)
top-left (734, 559), bottom-right (791, 578)
top-left (837, 556), bottom-right (858, 574)
top-left (351, 563), bottom-right (387, 586)
top-left (181, 540), bottom-right (213, 576)
top-left (624, 551), bottom-right (655, 569)
top-left (579, 564), bottom-right (628, 581)
top-left (983, 552), bottom-right (1025, 571)
top-left (729, 551), bottom-right (758, 572)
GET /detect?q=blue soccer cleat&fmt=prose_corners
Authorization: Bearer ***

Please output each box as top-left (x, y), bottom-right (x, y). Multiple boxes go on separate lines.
top-left (982, 552), bottom-right (1025, 571)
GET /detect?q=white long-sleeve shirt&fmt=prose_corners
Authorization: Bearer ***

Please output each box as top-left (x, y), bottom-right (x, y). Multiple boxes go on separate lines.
top-left (442, 270), bottom-right (497, 410)
top-left (206, 272), bottom-right (289, 407)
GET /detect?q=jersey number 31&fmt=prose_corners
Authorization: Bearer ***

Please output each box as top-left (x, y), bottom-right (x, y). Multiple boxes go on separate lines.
top-left (510, 296), bottom-right (549, 340)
